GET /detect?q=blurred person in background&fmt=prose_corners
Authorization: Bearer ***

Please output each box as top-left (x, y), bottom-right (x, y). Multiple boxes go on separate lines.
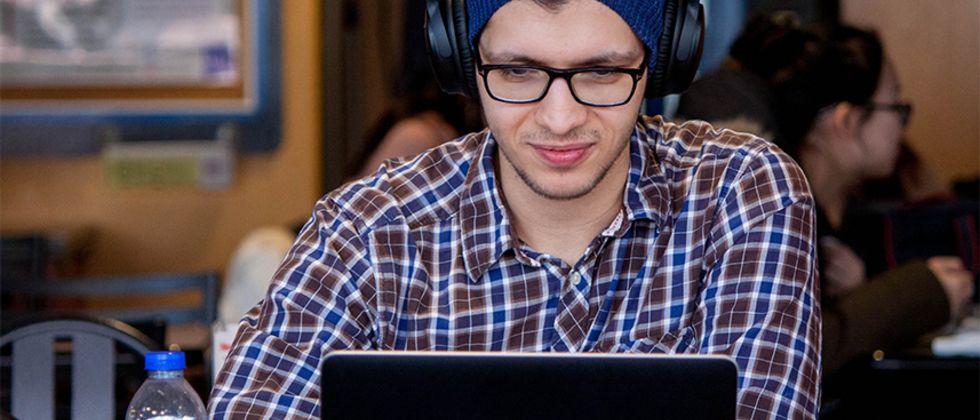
top-left (856, 140), bottom-right (953, 205)
top-left (347, 0), bottom-right (483, 180)
top-left (679, 17), bottom-right (974, 380)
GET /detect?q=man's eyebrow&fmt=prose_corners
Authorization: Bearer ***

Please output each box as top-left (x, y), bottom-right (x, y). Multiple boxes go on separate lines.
top-left (574, 51), bottom-right (645, 67)
top-left (481, 50), bottom-right (645, 67)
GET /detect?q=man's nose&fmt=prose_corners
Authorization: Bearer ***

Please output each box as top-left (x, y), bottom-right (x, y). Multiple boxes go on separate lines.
top-left (533, 78), bottom-right (588, 136)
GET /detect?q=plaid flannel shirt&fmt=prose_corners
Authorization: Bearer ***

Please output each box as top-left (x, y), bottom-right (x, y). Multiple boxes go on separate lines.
top-left (210, 115), bottom-right (821, 419)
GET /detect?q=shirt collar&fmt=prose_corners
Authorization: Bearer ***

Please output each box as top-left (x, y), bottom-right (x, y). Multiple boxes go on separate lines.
top-left (459, 122), bottom-right (672, 281)
top-left (624, 120), bottom-right (671, 228)
top-left (459, 131), bottom-right (518, 282)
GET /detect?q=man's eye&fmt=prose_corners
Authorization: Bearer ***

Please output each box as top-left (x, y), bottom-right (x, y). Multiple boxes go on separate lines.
top-left (586, 69), bottom-right (618, 79)
top-left (498, 68), bottom-right (537, 80)
top-left (579, 69), bottom-right (625, 84)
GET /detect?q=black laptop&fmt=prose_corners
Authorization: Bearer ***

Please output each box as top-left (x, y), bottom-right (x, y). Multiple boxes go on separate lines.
top-left (320, 351), bottom-right (737, 419)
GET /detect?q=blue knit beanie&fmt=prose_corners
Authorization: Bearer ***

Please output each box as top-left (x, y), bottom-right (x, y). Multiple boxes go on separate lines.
top-left (467, 0), bottom-right (664, 75)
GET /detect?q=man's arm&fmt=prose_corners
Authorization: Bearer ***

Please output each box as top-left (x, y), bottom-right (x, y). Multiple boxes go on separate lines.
top-left (208, 198), bottom-right (378, 419)
top-left (699, 146), bottom-right (821, 419)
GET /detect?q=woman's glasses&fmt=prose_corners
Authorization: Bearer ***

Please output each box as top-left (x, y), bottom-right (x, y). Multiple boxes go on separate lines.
top-left (859, 101), bottom-right (913, 127)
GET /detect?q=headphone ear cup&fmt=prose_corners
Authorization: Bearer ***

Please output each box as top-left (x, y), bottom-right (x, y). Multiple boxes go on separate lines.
top-left (424, 0), bottom-right (475, 97)
top-left (647, 0), bottom-right (705, 98)
top-left (425, 0), bottom-right (467, 96)
top-left (450, 0), bottom-right (478, 97)
top-left (647, 0), bottom-right (679, 98)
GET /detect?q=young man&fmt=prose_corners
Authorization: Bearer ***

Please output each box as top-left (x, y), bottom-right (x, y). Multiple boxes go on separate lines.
top-left (210, 1), bottom-right (821, 418)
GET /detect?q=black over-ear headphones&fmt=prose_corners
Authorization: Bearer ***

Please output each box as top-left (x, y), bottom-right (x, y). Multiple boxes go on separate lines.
top-left (424, 0), bottom-right (705, 99)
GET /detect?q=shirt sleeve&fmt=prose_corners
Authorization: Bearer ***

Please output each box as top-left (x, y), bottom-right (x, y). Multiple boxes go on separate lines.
top-left (208, 198), bottom-right (378, 419)
top-left (699, 145), bottom-right (822, 419)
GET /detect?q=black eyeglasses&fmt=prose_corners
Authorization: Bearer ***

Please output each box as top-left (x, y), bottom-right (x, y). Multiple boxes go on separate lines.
top-left (859, 101), bottom-right (913, 127)
top-left (476, 56), bottom-right (647, 107)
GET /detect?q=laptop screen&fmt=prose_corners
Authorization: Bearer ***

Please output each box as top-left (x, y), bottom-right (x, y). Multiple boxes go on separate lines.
top-left (320, 351), bottom-right (737, 419)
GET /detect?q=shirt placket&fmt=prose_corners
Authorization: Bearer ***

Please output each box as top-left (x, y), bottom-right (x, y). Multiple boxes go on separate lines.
top-left (548, 210), bottom-right (627, 352)
top-left (550, 268), bottom-right (590, 351)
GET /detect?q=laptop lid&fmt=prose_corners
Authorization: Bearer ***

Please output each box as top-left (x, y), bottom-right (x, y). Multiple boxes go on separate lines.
top-left (320, 351), bottom-right (737, 419)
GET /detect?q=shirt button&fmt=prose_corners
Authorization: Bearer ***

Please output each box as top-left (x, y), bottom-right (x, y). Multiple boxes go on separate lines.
top-left (570, 272), bottom-right (583, 286)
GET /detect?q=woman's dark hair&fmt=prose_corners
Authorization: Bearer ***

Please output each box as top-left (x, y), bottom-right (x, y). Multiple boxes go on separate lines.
top-left (729, 14), bottom-right (816, 85)
top-left (731, 18), bottom-right (885, 157)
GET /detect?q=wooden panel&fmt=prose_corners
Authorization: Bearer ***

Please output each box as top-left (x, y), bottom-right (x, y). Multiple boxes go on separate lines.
top-left (842, 0), bottom-right (980, 182)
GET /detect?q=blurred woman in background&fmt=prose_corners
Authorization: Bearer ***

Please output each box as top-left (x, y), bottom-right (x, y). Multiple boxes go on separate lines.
top-left (679, 18), bottom-right (974, 380)
top-left (346, 0), bottom-right (482, 180)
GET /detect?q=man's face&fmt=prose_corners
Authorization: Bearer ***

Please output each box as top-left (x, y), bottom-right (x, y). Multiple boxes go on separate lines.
top-left (477, 0), bottom-right (647, 201)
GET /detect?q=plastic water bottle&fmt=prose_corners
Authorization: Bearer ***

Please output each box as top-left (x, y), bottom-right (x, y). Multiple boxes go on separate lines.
top-left (126, 351), bottom-right (207, 420)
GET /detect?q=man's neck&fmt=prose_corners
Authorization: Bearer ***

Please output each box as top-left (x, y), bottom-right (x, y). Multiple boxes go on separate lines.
top-left (498, 153), bottom-right (630, 267)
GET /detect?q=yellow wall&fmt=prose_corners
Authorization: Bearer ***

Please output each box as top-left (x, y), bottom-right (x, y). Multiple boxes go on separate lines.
top-left (0, 2), bottom-right (322, 276)
top-left (843, 0), bottom-right (980, 182)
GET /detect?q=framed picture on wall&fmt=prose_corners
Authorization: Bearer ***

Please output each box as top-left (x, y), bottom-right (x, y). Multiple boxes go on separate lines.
top-left (0, 0), bottom-right (281, 154)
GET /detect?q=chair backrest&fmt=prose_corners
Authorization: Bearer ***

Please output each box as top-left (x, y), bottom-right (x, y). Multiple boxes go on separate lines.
top-left (843, 199), bottom-right (979, 284)
top-left (2, 272), bottom-right (220, 327)
top-left (0, 316), bottom-right (159, 420)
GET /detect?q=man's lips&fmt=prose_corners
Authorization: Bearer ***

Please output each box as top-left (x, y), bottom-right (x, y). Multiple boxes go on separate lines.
top-left (532, 144), bottom-right (592, 167)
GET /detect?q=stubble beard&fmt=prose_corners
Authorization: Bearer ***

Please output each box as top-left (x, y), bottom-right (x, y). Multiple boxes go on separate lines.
top-left (498, 128), bottom-right (630, 201)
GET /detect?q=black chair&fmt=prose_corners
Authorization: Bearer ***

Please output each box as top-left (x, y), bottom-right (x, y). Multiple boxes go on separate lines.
top-left (2, 272), bottom-right (220, 402)
top-left (843, 198), bottom-right (979, 301)
top-left (0, 315), bottom-right (160, 419)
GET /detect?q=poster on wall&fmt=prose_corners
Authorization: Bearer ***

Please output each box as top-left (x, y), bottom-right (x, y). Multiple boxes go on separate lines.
top-left (0, 0), bottom-right (281, 154)
top-left (1, 0), bottom-right (240, 89)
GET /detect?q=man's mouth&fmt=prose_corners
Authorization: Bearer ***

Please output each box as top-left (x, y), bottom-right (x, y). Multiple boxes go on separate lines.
top-left (532, 144), bottom-right (592, 167)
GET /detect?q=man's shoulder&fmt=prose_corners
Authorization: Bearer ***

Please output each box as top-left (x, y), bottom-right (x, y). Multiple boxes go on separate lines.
top-left (321, 131), bottom-right (487, 233)
top-left (640, 115), bottom-right (809, 203)
top-left (643, 115), bottom-right (779, 167)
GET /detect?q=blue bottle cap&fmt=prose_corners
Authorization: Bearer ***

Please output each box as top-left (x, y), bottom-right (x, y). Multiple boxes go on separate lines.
top-left (144, 351), bottom-right (186, 371)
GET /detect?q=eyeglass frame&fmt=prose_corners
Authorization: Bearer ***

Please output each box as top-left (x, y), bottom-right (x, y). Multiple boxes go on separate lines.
top-left (857, 101), bottom-right (913, 127)
top-left (475, 55), bottom-right (649, 107)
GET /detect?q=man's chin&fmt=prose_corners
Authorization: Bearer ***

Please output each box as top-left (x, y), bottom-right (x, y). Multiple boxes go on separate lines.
top-left (525, 177), bottom-right (597, 201)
